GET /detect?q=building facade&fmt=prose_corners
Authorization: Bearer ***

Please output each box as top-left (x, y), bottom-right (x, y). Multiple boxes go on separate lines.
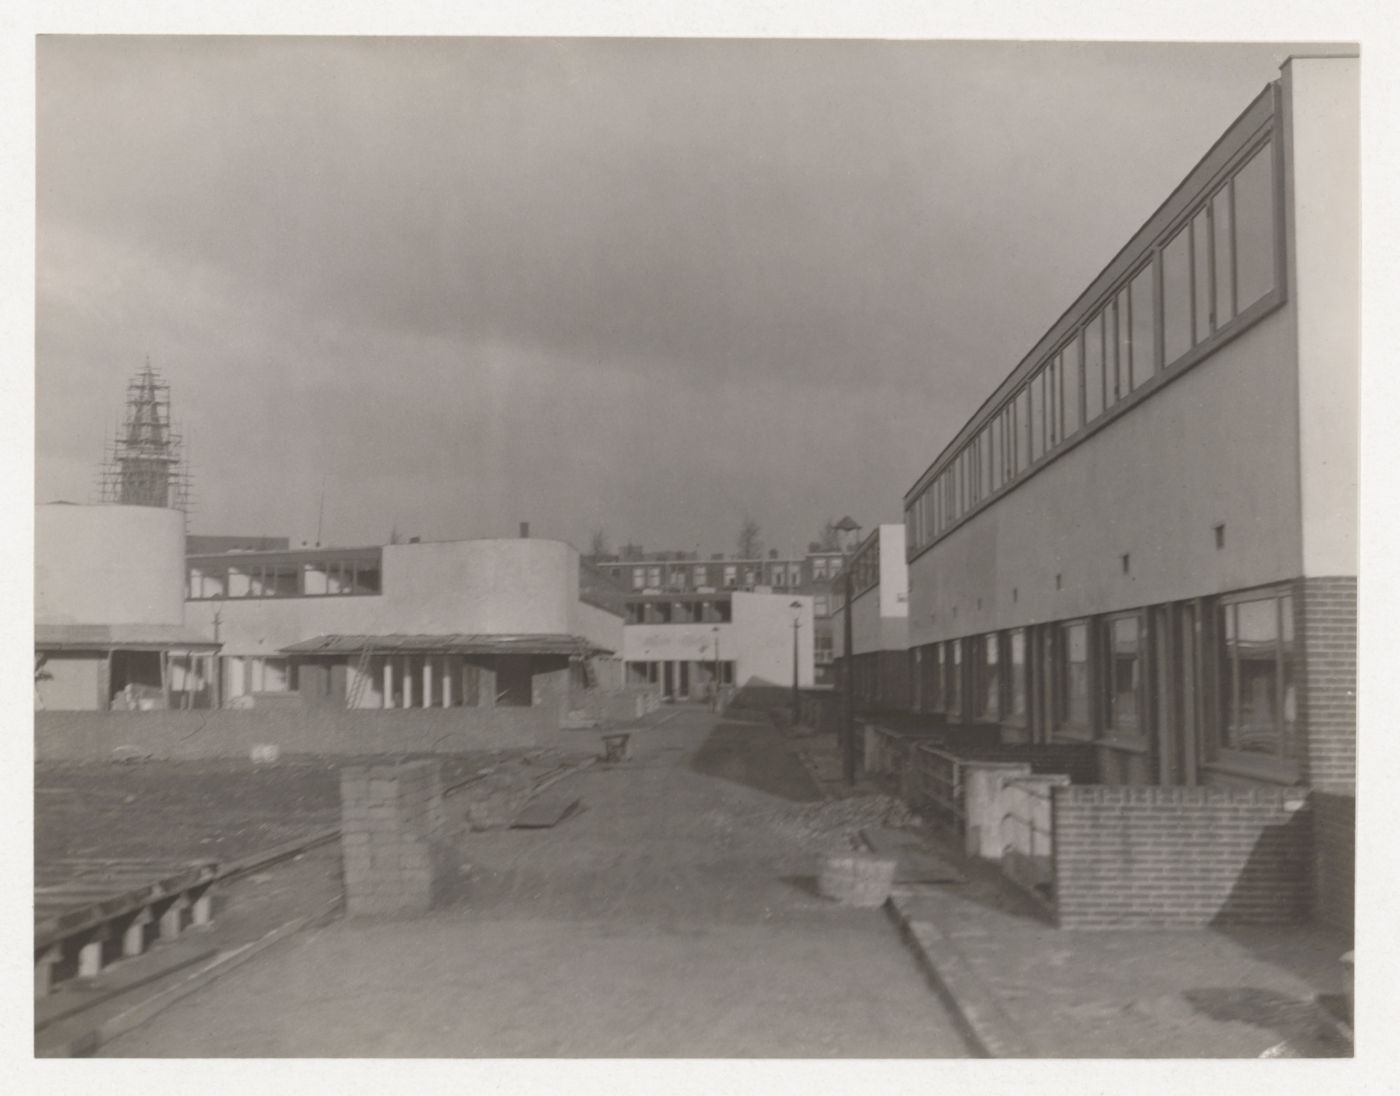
top-left (899, 56), bottom-right (1356, 794)
top-left (621, 591), bottom-right (816, 702)
top-left (831, 524), bottom-right (911, 711)
top-left (590, 530), bottom-right (857, 688)
top-left (182, 535), bottom-right (622, 717)
top-left (35, 503), bottom-right (219, 710)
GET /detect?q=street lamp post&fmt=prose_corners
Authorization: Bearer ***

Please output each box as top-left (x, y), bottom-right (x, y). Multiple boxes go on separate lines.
top-left (711, 626), bottom-right (721, 711)
top-left (789, 600), bottom-right (803, 728)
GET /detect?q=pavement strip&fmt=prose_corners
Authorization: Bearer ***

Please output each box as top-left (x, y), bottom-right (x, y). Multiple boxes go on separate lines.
top-left (37, 750), bottom-right (602, 1057)
top-left (785, 725), bottom-right (1028, 1058)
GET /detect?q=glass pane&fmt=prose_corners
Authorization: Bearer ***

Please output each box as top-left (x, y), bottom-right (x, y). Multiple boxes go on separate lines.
top-left (1063, 622), bottom-right (1090, 726)
top-left (1014, 389), bottom-right (1030, 474)
top-left (949, 640), bottom-right (962, 711)
top-left (1046, 359), bottom-right (1059, 447)
top-left (1061, 336), bottom-right (1081, 436)
top-left (1162, 227), bottom-right (1192, 364)
top-left (1030, 371), bottom-right (1044, 461)
top-left (1009, 629), bottom-right (1027, 717)
top-left (983, 634), bottom-right (1000, 719)
top-left (990, 415), bottom-right (1002, 488)
top-left (1192, 209), bottom-right (1212, 343)
top-left (982, 427), bottom-right (992, 496)
top-left (1001, 408), bottom-right (1013, 483)
top-left (1115, 289), bottom-right (1131, 403)
top-left (1234, 143), bottom-right (1277, 311)
top-left (1231, 597), bottom-right (1281, 755)
top-left (1084, 314), bottom-right (1105, 421)
top-left (1212, 186), bottom-right (1235, 325)
top-left (1129, 263), bottom-right (1156, 389)
top-left (1281, 594), bottom-right (1296, 758)
top-left (1109, 616), bottom-right (1141, 733)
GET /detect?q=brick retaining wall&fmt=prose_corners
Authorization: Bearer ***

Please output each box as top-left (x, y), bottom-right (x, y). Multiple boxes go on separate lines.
top-left (34, 706), bottom-right (551, 761)
top-left (1310, 790), bottom-right (1355, 934)
top-left (1053, 786), bottom-right (1312, 929)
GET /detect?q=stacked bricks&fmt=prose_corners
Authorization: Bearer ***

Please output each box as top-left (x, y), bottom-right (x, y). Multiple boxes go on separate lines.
top-left (1295, 577), bottom-right (1356, 933)
top-left (1052, 786), bottom-right (1312, 929)
top-left (340, 760), bottom-right (456, 918)
top-left (1297, 576), bottom-right (1356, 792)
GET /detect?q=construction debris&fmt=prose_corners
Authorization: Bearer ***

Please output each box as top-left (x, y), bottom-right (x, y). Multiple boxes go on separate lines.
top-left (765, 795), bottom-right (922, 847)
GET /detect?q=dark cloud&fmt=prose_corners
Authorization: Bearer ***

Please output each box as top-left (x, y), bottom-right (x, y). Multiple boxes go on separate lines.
top-left (36, 38), bottom-right (1321, 553)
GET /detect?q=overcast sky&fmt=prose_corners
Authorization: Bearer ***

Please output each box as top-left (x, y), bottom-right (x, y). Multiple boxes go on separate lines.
top-left (35, 37), bottom-right (1331, 557)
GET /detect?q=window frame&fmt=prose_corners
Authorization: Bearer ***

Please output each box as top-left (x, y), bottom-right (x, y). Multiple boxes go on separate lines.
top-left (1052, 618), bottom-right (1095, 740)
top-left (1212, 585), bottom-right (1298, 766)
top-left (1099, 610), bottom-right (1147, 743)
top-left (903, 119), bottom-right (1285, 568)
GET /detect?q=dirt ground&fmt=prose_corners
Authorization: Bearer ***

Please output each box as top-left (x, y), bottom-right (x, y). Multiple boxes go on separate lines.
top-left (34, 751), bottom-right (536, 866)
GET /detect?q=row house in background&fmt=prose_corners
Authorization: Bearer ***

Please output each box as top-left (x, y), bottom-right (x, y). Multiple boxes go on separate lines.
top-left (589, 517), bottom-right (862, 687)
top-left (829, 524), bottom-right (912, 710)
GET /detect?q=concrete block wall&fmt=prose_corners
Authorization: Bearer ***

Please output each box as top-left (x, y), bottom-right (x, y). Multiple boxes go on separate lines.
top-left (1310, 789), bottom-right (1355, 934)
top-left (340, 760), bottom-right (456, 917)
top-left (1052, 786), bottom-right (1313, 929)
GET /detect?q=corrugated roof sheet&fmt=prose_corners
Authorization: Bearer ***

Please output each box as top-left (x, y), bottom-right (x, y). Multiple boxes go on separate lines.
top-left (279, 633), bottom-right (612, 657)
top-left (35, 623), bottom-right (220, 651)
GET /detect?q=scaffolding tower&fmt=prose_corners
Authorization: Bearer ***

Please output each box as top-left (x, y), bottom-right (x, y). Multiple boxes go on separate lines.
top-left (96, 362), bottom-right (194, 519)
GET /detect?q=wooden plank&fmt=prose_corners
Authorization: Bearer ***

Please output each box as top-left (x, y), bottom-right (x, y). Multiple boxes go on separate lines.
top-left (510, 792), bottom-right (581, 829)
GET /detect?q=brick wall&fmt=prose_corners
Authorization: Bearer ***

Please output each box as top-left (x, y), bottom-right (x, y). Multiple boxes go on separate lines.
top-left (1298, 576), bottom-right (1357, 791)
top-left (1053, 786), bottom-right (1312, 929)
top-left (34, 706), bottom-right (552, 761)
top-left (1310, 790), bottom-right (1355, 935)
top-left (340, 760), bottom-right (456, 917)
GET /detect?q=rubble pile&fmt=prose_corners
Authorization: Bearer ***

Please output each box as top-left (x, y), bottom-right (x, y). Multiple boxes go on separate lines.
top-left (767, 795), bottom-right (922, 847)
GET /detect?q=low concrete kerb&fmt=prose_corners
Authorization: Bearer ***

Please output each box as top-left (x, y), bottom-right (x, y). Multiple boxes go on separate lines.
top-left (794, 733), bottom-right (1031, 1059)
top-left (883, 891), bottom-right (1037, 1058)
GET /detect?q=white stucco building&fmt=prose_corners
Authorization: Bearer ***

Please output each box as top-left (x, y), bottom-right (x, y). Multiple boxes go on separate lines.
top-left (182, 536), bottom-right (622, 712)
top-left (621, 591), bottom-right (815, 701)
top-left (35, 503), bottom-right (219, 710)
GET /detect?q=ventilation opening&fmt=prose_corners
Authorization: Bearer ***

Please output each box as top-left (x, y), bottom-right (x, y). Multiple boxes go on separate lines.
top-left (1214, 523), bottom-right (1226, 549)
top-left (1121, 553), bottom-right (1131, 575)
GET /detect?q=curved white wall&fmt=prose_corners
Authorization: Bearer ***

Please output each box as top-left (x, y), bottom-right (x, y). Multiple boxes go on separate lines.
top-left (36, 504), bottom-right (186, 626)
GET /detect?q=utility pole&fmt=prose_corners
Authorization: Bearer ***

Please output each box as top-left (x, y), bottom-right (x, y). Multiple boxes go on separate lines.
top-left (712, 626), bottom-right (721, 711)
top-left (789, 601), bottom-right (802, 727)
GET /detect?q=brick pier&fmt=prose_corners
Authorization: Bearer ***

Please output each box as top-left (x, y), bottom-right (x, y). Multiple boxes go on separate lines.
top-left (340, 760), bottom-right (455, 917)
